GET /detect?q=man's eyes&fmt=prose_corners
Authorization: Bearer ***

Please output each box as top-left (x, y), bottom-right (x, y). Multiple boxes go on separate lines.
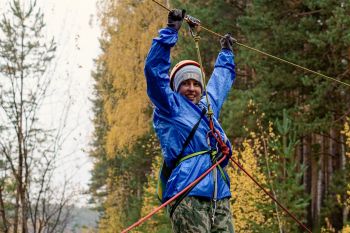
top-left (183, 80), bottom-right (200, 86)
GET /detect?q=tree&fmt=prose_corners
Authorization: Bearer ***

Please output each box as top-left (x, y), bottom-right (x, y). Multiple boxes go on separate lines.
top-left (233, 0), bottom-right (350, 230)
top-left (228, 101), bottom-right (309, 233)
top-left (89, 0), bottom-right (350, 231)
top-left (139, 142), bottom-right (172, 233)
top-left (229, 138), bottom-right (273, 233)
top-left (90, 0), bottom-right (167, 231)
top-left (0, 1), bottom-right (74, 232)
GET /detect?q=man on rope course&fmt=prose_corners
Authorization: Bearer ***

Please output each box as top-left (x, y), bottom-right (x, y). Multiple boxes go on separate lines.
top-left (144, 8), bottom-right (236, 233)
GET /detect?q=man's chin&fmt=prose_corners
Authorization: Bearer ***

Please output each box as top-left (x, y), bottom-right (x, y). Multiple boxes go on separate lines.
top-left (188, 98), bottom-right (199, 104)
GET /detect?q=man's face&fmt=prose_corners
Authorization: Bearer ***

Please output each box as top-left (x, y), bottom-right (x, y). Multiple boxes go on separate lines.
top-left (178, 79), bottom-right (202, 104)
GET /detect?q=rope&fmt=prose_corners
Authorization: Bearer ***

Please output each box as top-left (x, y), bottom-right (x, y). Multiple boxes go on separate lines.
top-left (235, 42), bottom-right (350, 87)
top-left (151, 0), bottom-right (350, 88)
top-left (121, 155), bottom-right (227, 233)
top-left (192, 34), bottom-right (214, 117)
top-left (122, 2), bottom-right (314, 233)
top-left (229, 157), bottom-right (312, 233)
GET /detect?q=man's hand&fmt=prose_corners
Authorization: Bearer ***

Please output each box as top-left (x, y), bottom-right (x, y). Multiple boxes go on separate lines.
top-left (167, 9), bottom-right (186, 31)
top-left (220, 33), bottom-right (236, 51)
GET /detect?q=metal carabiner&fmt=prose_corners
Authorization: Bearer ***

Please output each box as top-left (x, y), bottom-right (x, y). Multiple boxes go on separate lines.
top-left (185, 15), bottom-right (201, 37)
top-left (184, 15), bottom-right (201, 27)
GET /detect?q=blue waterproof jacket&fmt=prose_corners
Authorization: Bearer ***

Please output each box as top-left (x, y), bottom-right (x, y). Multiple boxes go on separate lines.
top-left (144, 27), bottom-right (236, 202)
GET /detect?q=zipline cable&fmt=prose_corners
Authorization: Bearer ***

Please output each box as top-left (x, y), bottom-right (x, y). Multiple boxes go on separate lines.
top-left (122, 2), bottom-right (313, 233)
top-left (151, 0), bottom-right (350, 88)
top-left (234, 42), bottom-right (350, 88)
top-left (152, 0), bottom-right (313, 231)
top-left (121, 155), bottom-right (227, 233)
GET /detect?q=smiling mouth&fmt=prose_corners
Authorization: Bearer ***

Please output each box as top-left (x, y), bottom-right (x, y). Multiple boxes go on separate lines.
top-left (186, 95), bottom-right (195, 100)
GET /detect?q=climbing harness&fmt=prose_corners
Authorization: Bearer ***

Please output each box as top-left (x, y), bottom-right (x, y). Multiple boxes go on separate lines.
top-left (122, 1), bottom-right (317, 232)
top-left (184, 10), bottom-right (314, 233)
top-left (121, 155), bottom-right (228, 233)
top-left (183, 6), bottom-right (312, 232)
top-left (169, 149), bottom-right (228, 219)
top-left (157, 108), bottom-right (206, 202)
top-left (186, 16), bottom-right (232, 224)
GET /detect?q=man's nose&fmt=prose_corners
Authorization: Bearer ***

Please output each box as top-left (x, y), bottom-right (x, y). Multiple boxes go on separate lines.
top-left (188, 83), bottom-right (195, 90)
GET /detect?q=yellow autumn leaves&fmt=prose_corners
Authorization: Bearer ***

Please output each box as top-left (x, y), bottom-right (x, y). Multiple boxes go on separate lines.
top-left (98, 0), bottom-right (167, 157)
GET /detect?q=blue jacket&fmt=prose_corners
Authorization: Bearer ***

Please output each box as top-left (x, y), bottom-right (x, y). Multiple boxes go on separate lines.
top-left (144, 27), bottom-right (236, 202)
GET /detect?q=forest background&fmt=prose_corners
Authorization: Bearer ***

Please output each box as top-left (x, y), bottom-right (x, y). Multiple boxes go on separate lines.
top-left (89, 0), bottom-right (350, 232)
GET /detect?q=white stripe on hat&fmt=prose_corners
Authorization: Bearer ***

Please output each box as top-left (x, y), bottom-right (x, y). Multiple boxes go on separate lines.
top-left (173, 65), bottom-right (203, 92)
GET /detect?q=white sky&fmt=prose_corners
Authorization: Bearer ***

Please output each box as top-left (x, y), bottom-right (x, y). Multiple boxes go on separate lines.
top-left (0, 0), bottom-right (101, 205)
top-left (38, 0), bottom-right (100, 204)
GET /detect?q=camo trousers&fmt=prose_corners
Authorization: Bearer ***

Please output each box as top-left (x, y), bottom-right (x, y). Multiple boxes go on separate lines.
top-left (168, 196), bottom-right (235, 233)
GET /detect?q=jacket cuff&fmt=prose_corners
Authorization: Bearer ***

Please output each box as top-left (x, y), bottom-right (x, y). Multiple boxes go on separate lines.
top-left (153, 27), bottom-right (179, 47)
top-left (220, 48), bottom-right (234, 54)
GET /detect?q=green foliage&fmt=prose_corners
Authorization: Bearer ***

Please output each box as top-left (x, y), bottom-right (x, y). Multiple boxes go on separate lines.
top-left (236, 0), bottom-right (350, 135)
top-left (90, 0), bottom-right (350, 231)
top-left (321, 119), bottom-right (350, 231)
top-left (322, 162), bottom-right (350, 231)
top-left (139, 152), bottom-right (172, 233)
top-left (238, 105), bottom-right (309, 233)
top-left (95, 134), bottom-right (155, 231)
top-left (89, 51), bottom-right (110, 211)
top-left (171, 0), bottom-right (242, 74)
top-left (170, 0), bottom-right (249, 140)
top-left (264, 111), bottom-right (309, 232)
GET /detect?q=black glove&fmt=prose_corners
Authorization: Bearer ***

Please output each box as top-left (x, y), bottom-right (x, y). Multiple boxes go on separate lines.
top-left (220, 33), bottom-right (236, 51)
top-left (167, 9), bottom-right (186, 31)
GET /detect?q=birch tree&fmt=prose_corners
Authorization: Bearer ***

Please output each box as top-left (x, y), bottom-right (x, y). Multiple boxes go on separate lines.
top-left (0, 1), bottom-right (73, 232)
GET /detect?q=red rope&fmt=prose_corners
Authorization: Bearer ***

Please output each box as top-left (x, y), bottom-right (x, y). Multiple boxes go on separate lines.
top-left (229, 157), bottom-right (312, 233)
top-left (121, 155), bottom-right (227, 233)
top-left (209, 116), bottom-right (312, 233)
top-left (122, 114), bottom-right (312, 233)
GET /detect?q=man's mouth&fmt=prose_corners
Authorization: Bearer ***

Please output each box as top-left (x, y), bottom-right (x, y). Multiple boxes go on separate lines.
top-left (186, 94), bottom-right (195, 100)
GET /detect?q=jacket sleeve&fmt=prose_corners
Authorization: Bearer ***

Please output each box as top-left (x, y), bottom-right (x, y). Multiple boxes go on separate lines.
top-left (144, 27), bottom-right (179, 115)
top-left (205, 49), bottom-right (235, 118)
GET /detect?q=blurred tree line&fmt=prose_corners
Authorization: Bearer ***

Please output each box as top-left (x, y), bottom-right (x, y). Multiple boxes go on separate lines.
top-left (89, 0), bottom-right (350, 232)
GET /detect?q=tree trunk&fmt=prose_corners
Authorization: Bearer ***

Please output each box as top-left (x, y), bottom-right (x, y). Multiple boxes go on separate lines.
top-left (326, 127), bottom-right (336, 196)
top-left (310, 134), bottom-right (319, 229)
top-left (0, 186), bottom-right (9, 233)
top-left (303, 135), bottom-right (312, 227)
top-left (340, 133), bottom-right (349, 226)
top-left (316, 135), bottom-right (325, 228)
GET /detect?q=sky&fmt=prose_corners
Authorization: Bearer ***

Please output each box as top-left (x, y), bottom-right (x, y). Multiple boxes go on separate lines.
top-left (0, 0), bottom-right (101, 205)
top-left (38, 0), bottom-right (100, 204)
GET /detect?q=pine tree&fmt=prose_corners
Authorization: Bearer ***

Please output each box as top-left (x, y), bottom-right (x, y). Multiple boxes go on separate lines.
top-left (322, 118), bottom-right (350, 231)
top-left (267, 110), bottom-right (309, 232)
top-left (231, 0), bottom-right (350, 230)
top-left (229, 101), bottom-right (308, 232)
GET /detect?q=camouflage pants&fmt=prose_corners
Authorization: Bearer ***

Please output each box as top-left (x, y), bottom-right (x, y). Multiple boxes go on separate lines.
top-left (168, 196), bottom-right (235, 233)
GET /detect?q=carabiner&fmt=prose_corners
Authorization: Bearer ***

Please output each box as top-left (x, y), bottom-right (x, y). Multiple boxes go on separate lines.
top-left (184, 15), bottom-right (201, 28)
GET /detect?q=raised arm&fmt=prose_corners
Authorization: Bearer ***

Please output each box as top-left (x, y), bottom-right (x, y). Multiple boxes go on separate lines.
top-left (206, 34), bottom-right (236, 118)
top-left (144, 9), bottom-right (185, 115)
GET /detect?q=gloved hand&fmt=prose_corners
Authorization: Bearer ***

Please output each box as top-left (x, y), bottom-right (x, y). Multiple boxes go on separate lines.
top-left (167, 9), bottom-right (186, 31)
top-left (220, 33), bottom-right (236, 51)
